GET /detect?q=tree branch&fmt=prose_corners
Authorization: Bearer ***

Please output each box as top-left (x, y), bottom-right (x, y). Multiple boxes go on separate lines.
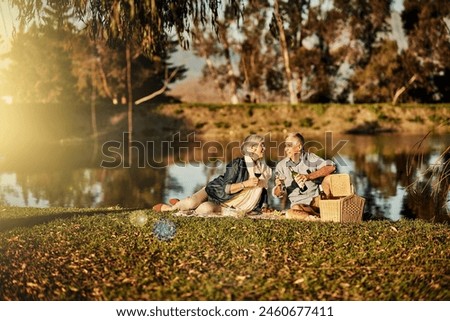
top-left (392, 74), bottom-right (417, 105)
top-left (134, 67), bottom-right (178, 105)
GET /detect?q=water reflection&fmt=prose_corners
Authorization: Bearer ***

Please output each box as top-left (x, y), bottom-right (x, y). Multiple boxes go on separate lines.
top-left (0, 133), bottom-right (448, 222)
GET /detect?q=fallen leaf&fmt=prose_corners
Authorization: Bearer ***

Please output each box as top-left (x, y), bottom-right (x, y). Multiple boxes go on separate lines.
top-left (294, 278), bottom-right (304, 284)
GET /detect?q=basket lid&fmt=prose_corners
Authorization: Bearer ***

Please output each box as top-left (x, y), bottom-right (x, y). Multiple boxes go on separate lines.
top-left (329, 174), bottom-right (352, 197)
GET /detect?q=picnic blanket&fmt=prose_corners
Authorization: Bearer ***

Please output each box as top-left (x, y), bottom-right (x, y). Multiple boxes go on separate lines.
top-left (172, 209), bottom-right (320, 221)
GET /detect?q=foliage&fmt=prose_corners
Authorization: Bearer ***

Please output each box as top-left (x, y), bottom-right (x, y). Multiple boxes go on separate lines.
top-left (401, 0), bottom-right (450, 102)
top-left (0, 2), bottom-right (80, 103)
top-left (333, 0), bottom-right (393, 65)
top-left (9, 0), bottom-right (243, 57)
top-left (239, 1), bottom-right (271, 101)
top-left (1, 23), bottom-right (78, 104)
top-left (191, 0), bottom-right (398, 104)
top-left (3, 1), bottom-right (187, 105)
top-left (3, 0), bottom-right (450, 104)
top-left (189, 0), bottom-right (449, 104)
top-left (352, 40), bottom-right (406, 103)
top-left (191, 2), bottom-right (247, 104)
top-left (0, 207), bottom-right (449, 300)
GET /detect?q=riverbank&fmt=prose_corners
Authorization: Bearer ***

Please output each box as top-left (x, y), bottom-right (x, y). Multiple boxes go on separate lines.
top-left (1, 103), bottom-right (448, 145)
top-left (147, 103), bottom-right (450, 140)
top-left (0, 206), bottom-right (449, 300)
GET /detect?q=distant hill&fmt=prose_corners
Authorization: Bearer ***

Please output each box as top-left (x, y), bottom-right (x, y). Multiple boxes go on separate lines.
top-left (169, 77), bottom-right (226, 103)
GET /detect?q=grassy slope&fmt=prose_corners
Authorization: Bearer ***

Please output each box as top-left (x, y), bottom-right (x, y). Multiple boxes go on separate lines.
top-left (0, 207), bottom-right (449, 300)
top-left (150, 103), bottom-right (450, 140)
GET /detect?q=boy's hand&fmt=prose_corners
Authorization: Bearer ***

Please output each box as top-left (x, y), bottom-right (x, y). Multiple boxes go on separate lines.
top-left (293, 173), bottom-right (308, 186)
top-left (274, 183), bottom-right (285, 197)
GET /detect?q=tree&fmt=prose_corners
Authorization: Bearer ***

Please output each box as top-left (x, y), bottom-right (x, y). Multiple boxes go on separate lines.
top-left (333, 0), bottom-right (393, 67)
top-left (271, 0), bottom-right (298, 104)
top-left (239, 3), bottom-right (271, 103)
top-left (265, 0), bottom-right (393, 104)
top-left (352, 40), bottom-right (406, 103)
top-left (5, 1), bottom-right (190, 167)
top-left (133, 43), bottom-right (187, 105)
top-left (193, 0), bottom-right (307, 104)
top-left (192, 0), bottom-right (283, 103)
top-left (2, 2), bottom-right (81, 104)
top-left (401, 0), bottom-right (450, 102)
top-left (9, 0), bottom-right (244, 57)
top-left (191, 3), bottom-right (243, 104)
top-left (292, 3), bottom-right (342, 103)
top-left (2, 23), bottom-right (78, 104)
top-left (330, 0), bottom-right (393, 102)
top-left (12, 0), bottom-right (447, 104)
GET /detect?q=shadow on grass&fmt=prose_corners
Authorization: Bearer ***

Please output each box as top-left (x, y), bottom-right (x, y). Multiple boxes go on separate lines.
top-left (0, 208), bottom-right (138, 233)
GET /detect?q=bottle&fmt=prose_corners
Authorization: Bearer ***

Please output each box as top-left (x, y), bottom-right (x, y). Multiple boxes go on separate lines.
top-left (288, 166), bottom-right (298, 177)
top-left (288, 166), bottom-right (307, 192)
top-left (318, 184), bottom-right (327, 200)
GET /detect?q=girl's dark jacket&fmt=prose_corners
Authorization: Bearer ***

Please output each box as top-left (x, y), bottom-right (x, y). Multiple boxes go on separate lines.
top-left (205, 157), bottom-right (268, 209)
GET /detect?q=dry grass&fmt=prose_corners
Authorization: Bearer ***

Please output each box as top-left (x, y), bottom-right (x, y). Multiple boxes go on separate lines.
top-left (1, 206), bottom-right (449, 300)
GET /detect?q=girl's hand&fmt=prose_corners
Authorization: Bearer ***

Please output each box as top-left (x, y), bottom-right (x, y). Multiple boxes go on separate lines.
top-left (257, 179), bottom-right (266, 188)
top-left (244, 177), bottom-right (259, 188)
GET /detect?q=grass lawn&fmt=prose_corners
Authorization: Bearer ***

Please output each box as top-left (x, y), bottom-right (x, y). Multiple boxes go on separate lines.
top-left (0, 206), bottom-right (449, 300)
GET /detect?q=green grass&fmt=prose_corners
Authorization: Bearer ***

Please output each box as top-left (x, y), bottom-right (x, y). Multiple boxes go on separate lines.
top-left (0, 207), bottom-right (449, 300)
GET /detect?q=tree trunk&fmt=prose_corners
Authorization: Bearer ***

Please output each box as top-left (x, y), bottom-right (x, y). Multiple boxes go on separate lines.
top-left (274, 0), bottom-right (298, 105)
top-left (205, 58), bottom-right (227, 101)
top-left (90, 60), bottom-right (98, 139)
top-left (96, 58), bottom-right (112, 99)
top-left (126, 43), bottom-right (133, 166)
top-left (225, 49), bottom-right (239, 104)
top-left (220, 27), bottom-right (239, 104)
top-left (90, 59), bottom-right (98, 163)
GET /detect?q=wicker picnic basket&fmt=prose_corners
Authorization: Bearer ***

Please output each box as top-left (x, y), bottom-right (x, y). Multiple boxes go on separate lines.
top-left (320, 174), bottom-right (365, 223)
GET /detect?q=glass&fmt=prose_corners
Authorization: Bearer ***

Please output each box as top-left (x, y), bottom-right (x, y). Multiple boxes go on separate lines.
top-left (275, 171), bottom-right (286, 191)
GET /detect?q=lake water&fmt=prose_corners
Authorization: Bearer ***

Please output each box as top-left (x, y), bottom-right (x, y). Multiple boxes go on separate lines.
top-left (0, 132), bottom-right (448, 222)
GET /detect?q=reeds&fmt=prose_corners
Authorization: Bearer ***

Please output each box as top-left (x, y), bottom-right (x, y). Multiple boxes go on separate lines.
top-left (406, 128), bottom-right (450, 223)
